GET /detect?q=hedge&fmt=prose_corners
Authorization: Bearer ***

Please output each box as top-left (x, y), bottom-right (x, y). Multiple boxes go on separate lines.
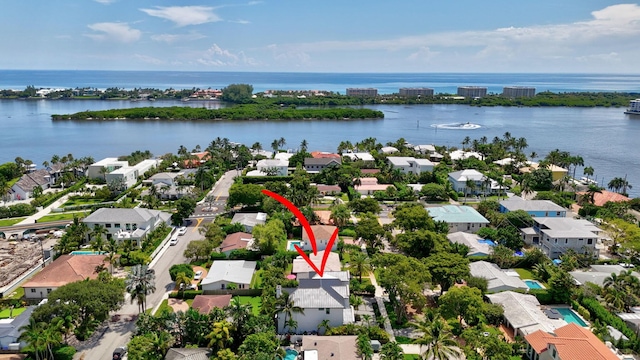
top-left (31, 179), bottom-right (87, 208)
top-left (579, 297), bottom-right (636, 345)
top-left (242, 176), bottom-right (292, 184)
top-left (169, 290), bottom-right (203, 299)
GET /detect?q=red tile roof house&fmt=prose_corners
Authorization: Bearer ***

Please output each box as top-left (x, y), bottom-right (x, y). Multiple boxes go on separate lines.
top-left (575, 190), bottom-right (630, 207)
top-left (22, 254), bottom-right (109, 299)
top-left (524, 323), bottom-right (620, 360)
top-left (191, 295), bottom-right (232, 315)
top-left (300, 225), bottom-right (338, 252)
top-left (354, 177), bottom-right (394, 195)
top-left (218, 232), bottom-right (254, 255)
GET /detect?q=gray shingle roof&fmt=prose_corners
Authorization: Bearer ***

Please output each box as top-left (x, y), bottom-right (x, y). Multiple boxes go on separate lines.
top-left (14, 169), bottom-right (51, 192)
top-left (287, 271), bottom-right (350, 308)
top-left (201, 260), bottom-right (257, 285)
top-left (0, 306), bottom-right (37, 341)
top-left (83, 208), bottom-right (169, 224)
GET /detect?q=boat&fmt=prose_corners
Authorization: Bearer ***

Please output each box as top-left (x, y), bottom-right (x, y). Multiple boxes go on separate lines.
top-left (624, 99), bottom-right (640, 115)
top-left (430, 122), bottom-right (481, 130)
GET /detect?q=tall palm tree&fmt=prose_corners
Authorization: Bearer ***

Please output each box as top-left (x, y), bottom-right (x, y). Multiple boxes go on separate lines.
top-left (415, 317), bottom-right (462, 360)
top-left (300, 139), bottom-right (309, 153)
top-left (583, 166), bottom-right (594, 181)
top-left (90, 224), bottom-right (108, 252)
top-left (275, 291), bottom-right (305, 334)
top-left (175, 272), bottom-right (193, 297)
top-left (465, 179), bottom-right (476, 202)
top-left (330, 204), bottom-right (351, 228)
top-left (126, 264), bottom-right (156, 313)
top-left (380, 341), bottom-right (404, 360)
top-left (19, 319), bottom-right (47, 360)
top-left (278, 137), bottom-right (286, 149)
top-left (586, 184), bottom-right (603, 205)
top-left (271, 139), bottom-right (279, 156)
top-left (225, 297), bottom-right (252, 336)
top-left (106, 238), bottom-right (119, 274)
top-left (349, 252), bottom-right (372, 282)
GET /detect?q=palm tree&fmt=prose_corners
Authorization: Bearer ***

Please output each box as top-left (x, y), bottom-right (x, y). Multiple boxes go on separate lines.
top-left (275, 291), bottom-right (305, 334)
top-left (461, 136), bottom-right (471, 150)
top-left (19, 319), bottom-right (47, 360)
top-left (465, 179), bottom-right (476, 202)
top-left (206, 320), bottom-right (233, 352)
top-left (226, 297), bottom-right (252, 336)
top-left (175, 272), bottom-right (193, 297)
top-left (583, 166), bottom-right (594, 181)
top-left (380, 341), bottom-right (404, 360)
top-left (300, 139), bottom-right (309, 153)
top-left (415, 317), bottom-right (462, 360)
top-left (330, 204), bottom-right (351, 228)
top-left (90, 224), bottom-right (108, 252)
top-left (317, 319), bottom-right (331, 335)
top-left (106, 238), bottom-right (119, 274)
top-left (278, 137), bottom-right (286, 149)
top-left (271, 139), bottom-right (279, 156)
top-left (349, 252), bottom-right (372, 282)
top-left (608, 177), bottom-right (632, 194)
top-left (126, 264), bottom-right (156, 313)
top-left (586, 184), bottom-right (603, 205)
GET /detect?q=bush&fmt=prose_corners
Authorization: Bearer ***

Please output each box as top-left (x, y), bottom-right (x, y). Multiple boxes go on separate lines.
top-left (339, 228), bottom-right (357, 237)
top-left (53, 345), bottom-right (76, 360)
top-left (169, 264), bottom-right (195, 281)
top-left (580, 297), bottom-right (636, 345)
top-left (168, 290), bottom-right (203, 299)
top-left (228, 249), bottom-right (262, 261)
top-left (577, 305), bottom-right (590, 321)
top-left (211, 252), bottom-right (228, 260)
top-left (529, 289), bottom-right (553, 305)
top-left (364, 284), bottom-right (376, 295)
top-left (0, 203), bottom-right (36, 218)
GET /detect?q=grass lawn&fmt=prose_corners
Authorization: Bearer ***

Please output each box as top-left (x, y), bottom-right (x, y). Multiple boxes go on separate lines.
top-left (0, 307), bottom-right (26, 319)
top-left (236, 296), bottom-right (261, 316)
top-left (0, 218), bottom-right (25, 226)
top-left (250, 269), bottom-right (264, 289)
top-left (61, 197), bottom-right (104, 207)
top-left (5, 287), bottom-right (24, 300)
top-left (404, 355), bottom-right (420, 360)
top-left (515, 268), bottom-right (535, 280)
top-left (394, 336), bottom-right (415, 344)
top-left (154, 299), bottom-right (173, 316)
top-left (38, 211), bottom-right (90, 222)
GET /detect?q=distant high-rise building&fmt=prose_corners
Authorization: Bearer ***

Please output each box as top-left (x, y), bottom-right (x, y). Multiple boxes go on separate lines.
top-left (346, 88), bottom-right (378, 97)
top-left (502, 86), bottom-right (536, 98)
top-left (399, 88), bottom-right (434, 97)
top-left (457, 86), bottom-right (487, 98)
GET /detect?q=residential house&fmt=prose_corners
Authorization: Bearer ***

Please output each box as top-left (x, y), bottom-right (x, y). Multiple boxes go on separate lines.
top-left (575, 190), bottom-right (630, 207)
top-left (447, 232), bottom-right (495, 257)
top-left (0, 305), bottom-right (37, 350)
top-left (426, 205), bottom-right (489, 233)
top-left (165, 348), bottom-right (211, 360)
top-left (274, 152), bottom-right (295, 161)
top-left (231, 212), bottom-right (267, 232)
top-left (570, 265), bottom-right (640, 287)
top-left (470, 261), bottom-right (529, 293)
top-left (218, 232), bottom-right (254, 255)
top-left (200, 260), bottom-right (257, 291)
top-left (519, 162), bottom-right (569, 182)
top-left (310, 151), bottom-right (341, 159)
top-left (105, 159), bottom-right (158, 189)
top-left (315, 184), bottom-right (341, 196)
top-left (183, 151), bottom-right (211, 168)
top-left (448, 169), bottom-right (491, 196)
top-left (22, 255), bottom-right (110, 299)
top-left (414, 144), bottom-right (436, 154)
top-left (342, 152), bottom-right (375, 163)
top-left (298, 336), bottom-right (358, 360)
top-left (304, 158), bottom-right (342, 174)
top-left (499, 196), bottom-right (567, 217)
top-left (524, 323), bottom-right (620, 360)
top-left (255, 159), bottom-right (289, 176)
top-left (147, 172), bottom-right (192, 200)
top-left (300, 225), bottom-right (339, 252)
top-left (380, 146), bottom-right (398, 154)
top-left (87, 157), bottom-right (129, 179)
top-left (449, 150), bottom-right (483, 161)
top-left (387, 157), bottom-right (434, 174)
top-left (149, 172), bottom-right (181, 187)
top-left (10, 170), bottom-right (51, 201)
top-left (277, 271), bottom-right (354, 334)
top-left (292, 250), bottom-right (342, 275)
top-left (191, 295), bottom-right (232, 315)
top-left (83, 208), bottom-right (171, 246)
top-left (521, 217), bottom-right (601, 259)
top-left (354, 177), bottom-right (394, 195)
top-left (486, 291), bottom-right (567, 338)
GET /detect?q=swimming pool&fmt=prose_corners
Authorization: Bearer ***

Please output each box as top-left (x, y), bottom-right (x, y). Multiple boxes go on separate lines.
top-left (284, 348), bottom-right (298, 360)
top-left (287, 240), bottom-right (303, 251)
top-left (70, 251), bottom-right (106, 255)
top-left (553, 307), bottom-right (588, 326)
top-left (524, 280), bottom-right (545, 289)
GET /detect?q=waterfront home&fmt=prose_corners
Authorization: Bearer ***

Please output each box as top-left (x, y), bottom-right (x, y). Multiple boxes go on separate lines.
top-left (183, 151), bottom-right (211, 168)
top-left (470, 261), bottom-right (529, 293)
top-left (448, 169), bottom-right (491, 196)
top-left (83, 208), bottom-right (171, 246)
top-left (22, 254), bottom-right (110, 299)
top-left (87, 157), bottom-right (129, 179)
top-left (191, 294), bottom-right (232, 315)
top-left (575, 190), bottom-right (630, 207)
top-left (255, 159), bottom-right (288, 176)
top-left (380, 146), bottom-right (398, 154)
top-left (519, 162), bottom-right (568, 182)
top-left (310, 151), bottom-right (341, 159)
top-left (9, 164), bottom-right (65, 200)
top-left (386, 156), bottom-right (434, 174)
top-left (200, 260), bottom-right (257, 291)
top-left (91, 158), bottom-right (158, 189)
top-left (447, 232), bottom-right (495, 257)
top-left (499, 196), bottom-right (567, 217)
top-left (277, 271), bottom-right (354, 334)
top-left (304, 157), bottom-right (341, 174)
top-left (292, 250), bottom-right (341, 275)
top-left (231, 212), bottom-right (267, 232)
top-left (524, 323), bottom-right (619, 360)
top-left (218, 232), bottom-right (254, 255)
top-left (449, 150), bottom-right (483, 161)
top-left (426, 205), bottom-right (489, 233)
top-left (521, 217), bottom-right (601, 259)
top-left (486, 291), bottom-right (567, 338)
top-left (354, 177), bottom-right (394, 195)
top-left (413, 144), bottom-right (436, 154)
top-left (342, 152), bottom-right (375, 163)
top-left (300, 225), bottom-right (339, 252)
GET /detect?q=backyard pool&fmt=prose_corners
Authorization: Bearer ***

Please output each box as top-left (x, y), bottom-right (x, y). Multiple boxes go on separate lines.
top-left (524, 280), bottom-right (545, 289)
top-left (70, 251), bottom-right (106, 255)
top-left (287, 240), bottom-right (303, 251)
top-left (284, 348), bottom-right (298, 360)
top-left (553, 307), bottom-right (588, 326)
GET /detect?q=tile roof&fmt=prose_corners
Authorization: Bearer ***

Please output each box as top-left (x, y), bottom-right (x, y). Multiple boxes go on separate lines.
top-left (525, 323), bottom-right (619, 360)
top-left (292, 251), bottom-right (342, 274)
top-left (201, 260), bottom-right (257, 285)
top-left (302, 336), bottom-right (358, 359)
top-left (191, 295), bottom-right (232, 314)
top-left (310, 151), bottom-right (341, 159)
top-left (360, 168), bottom-right (380, 174)
top-left (14, 169), bottom-right (51, 192)
top-left (165, 348), bottom-right (211, 360)
top-left (219, 232), bottom-right (253, 253)
top-left (575, 190), bottom-right (630, 207)
top-left (302, 225), bottom-right (338, 241)
top-left (22, 255), bottom-right (109, 288)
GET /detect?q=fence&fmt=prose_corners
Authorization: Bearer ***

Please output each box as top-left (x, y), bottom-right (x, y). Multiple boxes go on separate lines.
top-left (202, 289), bottom-right (262, 296)
top-left (0, 256), bottom-right (52, 298)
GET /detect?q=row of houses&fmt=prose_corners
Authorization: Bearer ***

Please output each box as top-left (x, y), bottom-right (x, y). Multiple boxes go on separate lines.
top-left (345, 86), bottom-right (537, 98)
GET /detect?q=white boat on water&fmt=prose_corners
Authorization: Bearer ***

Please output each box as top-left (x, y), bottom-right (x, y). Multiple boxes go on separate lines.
top-left (624, 99), bottom-right (640, 115)
top-left (431, 122), bottom-right (481, 130)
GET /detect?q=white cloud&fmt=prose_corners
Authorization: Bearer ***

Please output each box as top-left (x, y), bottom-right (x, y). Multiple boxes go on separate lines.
top-left (196, 44), bottom-right (257, 67)
top-left (229, 20), bottom-right (251, 25)
top-left (151, 32), bottom-right (206, 44)
top-left (247, 1), bottom-right (263, 5)
top-left (85, 22), bottom-right (141, 43)
top-left (407, 46), bottom-right (439, 62)
top-left (94, 0), bottom-right (116, 4)
top-left (140, 6), bottom-right (222, 27)
top-left (134, 54), bottom-right (164, 65)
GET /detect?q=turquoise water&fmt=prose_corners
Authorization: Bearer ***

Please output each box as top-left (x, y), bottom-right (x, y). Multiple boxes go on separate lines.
top-left (284, 349), bottom-right (298, 360)
top-left (524, 280), bottom-right (543, 289)
top-left (287, 241), bottom-right (302, 251)
top-left (70, 251), bottom-right (106, 255)
top-left (553, 307), bottom-right (587, 326)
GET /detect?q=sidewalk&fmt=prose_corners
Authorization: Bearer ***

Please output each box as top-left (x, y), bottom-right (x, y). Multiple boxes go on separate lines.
top-left (368, 272), bottom-right (395, 342)
top-left (16, 193), bottom-right (77, 225)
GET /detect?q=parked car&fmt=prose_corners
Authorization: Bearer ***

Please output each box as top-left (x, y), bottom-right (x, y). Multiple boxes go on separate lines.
top-left (169, 236), bottom-right (179, 246)
top-left (177, 226), bottom-right (187, 236)
top-left (113, 346), bottom-right (127, 360)
top-left (194, 270), bottom-right (203, 280)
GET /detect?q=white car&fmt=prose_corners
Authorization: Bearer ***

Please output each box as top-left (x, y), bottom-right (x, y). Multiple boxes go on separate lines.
top-left (194, 270), bottom-right (203, 280)
top-left (177, 226), bottom-right (187, 236)
top-left (169, 236), bottom-right (179, 246)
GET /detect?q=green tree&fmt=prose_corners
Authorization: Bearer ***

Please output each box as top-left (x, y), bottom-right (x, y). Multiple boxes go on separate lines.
top-left (206, 320), bottom-right (233, 353)
top-left (419, 183), bottom-right (449, 201)
top-left (349, 197), bottom-right (381, 214)
top-left (355, 213), bottom-right (385, 250)
top-left (391, 202), bottom-right (435, 232)
top-left (275, 291), bottom-right (305, 334)
top-left (126, 264), bottom-right (156, 313)
top-left (380, 341), bottom-right (404, 360)
top-left (330, 203), bottom-right (351, 228)
top-left (220, 84), bottom-right (254, 103)
top-left (252, 219), bottom-right (286, 255)
top-left (227, 183), bottom-right (265, 209)
top-left (415, 317), bottom-right (462, 360)
top-left (548, 268), bottom-right (575, 304)
top-left (172, 197), bottom-right (196, 226)
top-left (438, 286), bottom-right (484, 326)
top-left (394, 229), bottom-right (447, 258)
top-left (349, 251), bottom-right (372, 282)
top-left (356, 332), bottom-right (374, 360)
top-left (237, 332), bottom-right (280, 358)
top-left (169, 263), bottom-right (195, 281)
top-left (423, 252), bottom-right (470, 292)
top-left (183, 240), bottom-right (214, 262)
top-left (175, 272), bottom-right (193, 297)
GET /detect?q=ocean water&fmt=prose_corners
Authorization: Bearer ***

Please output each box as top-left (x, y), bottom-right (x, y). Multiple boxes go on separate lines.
top-left (0, 71), bottom-right (638, 197)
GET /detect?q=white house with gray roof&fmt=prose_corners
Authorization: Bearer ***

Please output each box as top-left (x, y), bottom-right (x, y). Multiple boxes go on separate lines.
top-left (499, 196), bottom-right (567, 217)
top-left (470, 261), bottom-right (529, 293)
top-left (448, 169), bottom-right (491, 196)
top-left (0, 305), bottom-right (37, 350)
top-left (570, 265), bottom-right (640, 287)
top-left (278, 271), bottom-right (354, 334)
top-left (447, 232), bottom-right (494, 257)
top-left (523, 217), bottom-right (601, 259)
top-left (83, 208), bottom-right (171, 246)
top-left (256, 159), bottom-right (289, 176)
top-left (486, 291), bottom-right (567, 337)
top-left (426, 205), bottom-right (489, 233)
top-left (386, 157), bottom-right (434, 174)
top-left (231, 212), bottom-right (267, 232)
top-left (201, 260), bottom-right (257, 291)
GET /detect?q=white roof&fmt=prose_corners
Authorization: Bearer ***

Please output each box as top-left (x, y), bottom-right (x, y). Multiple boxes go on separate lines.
top-left (449, 150), bottom-right (483, 161)
top-left (570, 265), bottom-right (640, 286)
top-left (274, 152), bottom-right (295, 161)
top-left (534, 217), bottom-right (601, 238)
top-left (470, 261), bottom-right (529, 292)
top-left (90, 157), bottom-right (128, 167)
top-left (292, 251), bottom-right (342, 274)
top-left (448, 169), bottom-right (486, 182)
top-left (448, 232), bottom-right (493, 256)
top-left (257, 159), bottom-right (288, 167)
top-left (380, 146), bottom-right (398, 154)
top-left (201, 260), bottom-right (257, 285)
top-left (500, 196), bottom-right (566, 213)
top-left (387, 156), bottom-right (434, 167)
top-left (486, 291), bottom-right (567, 335)
top-left (414, 144), bottom-right (436, 152)
top-left (343, 152), bottom-right (375, 162)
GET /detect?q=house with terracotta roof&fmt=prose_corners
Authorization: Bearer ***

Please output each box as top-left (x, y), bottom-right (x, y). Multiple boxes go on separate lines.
top-left (300, 225), bottom-right (338, 252)
top-left (524, 323), bottom-right (621, 360)
top-left (183, 152), bottom-right (210, 168)
top-left (575, 190), bottom-right (630, 207)
top-left (218, 232), bottom-right (254, 255)
top-left (191, 294), bottom-right (232, 314)
top-left (310, 151), bottom-right (341, 159)
top-left (354, 177), bottom-right (394, 195)
top-left (22, 254), bottom-right (110, 299)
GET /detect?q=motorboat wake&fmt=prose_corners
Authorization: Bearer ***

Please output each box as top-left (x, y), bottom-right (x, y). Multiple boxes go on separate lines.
top-left (430, 122), bottom-right (481, 130)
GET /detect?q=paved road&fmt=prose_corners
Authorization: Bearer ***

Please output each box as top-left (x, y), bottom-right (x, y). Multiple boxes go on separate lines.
top-left (74, 171), bottom-right (237, 360)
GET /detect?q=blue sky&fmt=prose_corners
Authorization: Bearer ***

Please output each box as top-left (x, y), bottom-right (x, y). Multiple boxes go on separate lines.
top-left (2, 1), bottom-right (639, 72)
